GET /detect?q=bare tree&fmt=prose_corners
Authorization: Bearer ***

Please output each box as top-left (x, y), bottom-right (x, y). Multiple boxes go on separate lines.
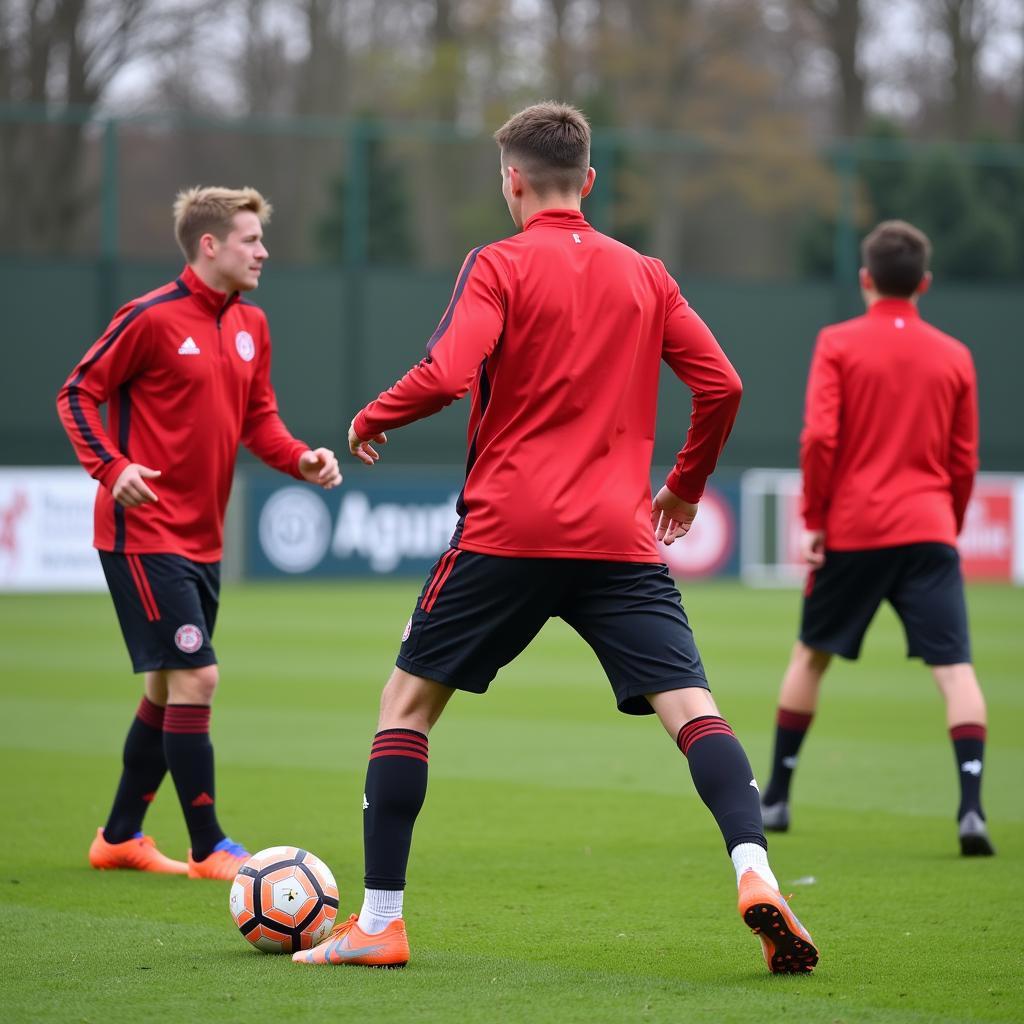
top-left (0, 0), bottom-right (211, 254)
top-left (931, 0), bottom-right (999, 140)
top-left (792, 0), bottom-right (867, 136)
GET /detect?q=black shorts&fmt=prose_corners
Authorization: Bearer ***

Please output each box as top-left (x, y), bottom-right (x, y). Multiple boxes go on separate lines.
top-left (99, 552), bottom-right (220, 673)
top-left (396, 550), bottom-right (709, 715)
top-left (800, 542), bottom-right (970, 665)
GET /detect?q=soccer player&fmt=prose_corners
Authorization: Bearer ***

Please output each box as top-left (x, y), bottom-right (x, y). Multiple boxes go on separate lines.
top-left (759, 220), bottom-right (993, 857)
top-left (57, 187), bottom-right (342, 879)
top-left (296, 103), bottom-right (818, 974)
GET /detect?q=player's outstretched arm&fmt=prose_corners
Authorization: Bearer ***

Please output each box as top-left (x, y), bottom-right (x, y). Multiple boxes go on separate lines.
top-left (651, 486), bottom-right (698, 546)
top-left (350, 248), bottom-right (507, 446)
top-left (298, 448), bottom-right (342, 489)
top-left (348, 420), bottom-right (388, 466)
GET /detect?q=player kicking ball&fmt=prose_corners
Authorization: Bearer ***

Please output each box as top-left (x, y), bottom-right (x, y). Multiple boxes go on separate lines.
top-left (58, 187), bottom-right (341, 879)
top-left (759, 220), bottom-right (994, 858)
top-left (295, 103), bottom-right (818, 974)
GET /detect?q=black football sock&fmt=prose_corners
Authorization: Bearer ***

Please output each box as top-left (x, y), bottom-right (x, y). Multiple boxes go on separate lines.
top-left (678, 715), bottom-right (766, 853)
top-left (950, 723), bottom-right (986, 820)
top-left (363, 729), bottom-right (429, 890)
top-left (762, 707), bottom-right (814, 805)
top-left (103, 697), bottom-right (168, 844)
top-left (163, 704), bottom-right (226, 861)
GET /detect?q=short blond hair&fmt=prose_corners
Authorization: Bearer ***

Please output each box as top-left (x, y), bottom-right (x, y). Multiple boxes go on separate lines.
top-left (173, 186), bottom-right (272, 261)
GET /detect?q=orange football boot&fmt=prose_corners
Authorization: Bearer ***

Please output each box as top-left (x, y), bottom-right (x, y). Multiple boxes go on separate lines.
top-left (88, 828), bottom-right (188, 874)
top-left (187, 838), bottom-right (251, 880)
top-left (293, 914), bottom-right (409, 968)
top-left (737, 868), bottom-right (819, 974)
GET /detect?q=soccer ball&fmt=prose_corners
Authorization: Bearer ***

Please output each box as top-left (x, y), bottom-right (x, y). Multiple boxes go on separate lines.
top-left (229, 846), bottom-right (339, 953)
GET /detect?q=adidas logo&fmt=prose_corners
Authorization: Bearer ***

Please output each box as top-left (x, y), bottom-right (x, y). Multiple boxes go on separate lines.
top-left (961, 759), bottom-right (983, 777)
top-left (178, 337), bottom-right (201, 356)
top-left (191, 792), bottom-right (214, 807)
top-left (749, 778), bottom-right (760, 791)
top-left (782, 755), bottom-right (799, 769)
top-left (362, 794), bottom-right (369, 810)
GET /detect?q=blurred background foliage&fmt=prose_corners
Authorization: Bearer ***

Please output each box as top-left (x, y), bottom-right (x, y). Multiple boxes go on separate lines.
top-left (1, 0), bottom-right (1021, 278)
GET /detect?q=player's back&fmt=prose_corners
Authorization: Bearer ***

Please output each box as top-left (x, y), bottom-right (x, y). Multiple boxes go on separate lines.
top-left (455, 209), bottom-right (687, 562)
top-left (807, 298), bottom-right (976, 549)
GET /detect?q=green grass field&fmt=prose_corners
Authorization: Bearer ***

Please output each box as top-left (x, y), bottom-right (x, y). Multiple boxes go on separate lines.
top-left (1, 581), bottom-right (1021, 1023)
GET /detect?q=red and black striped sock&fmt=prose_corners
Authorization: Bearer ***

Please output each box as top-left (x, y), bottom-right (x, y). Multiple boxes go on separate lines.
top-left (762, 707), bottom-right (814, 805)
top-left (163, 704), bottom-right (226, 861)
top-left (363, 729), bottom-right (429, 891)
top-left (950, 723), bottom-right (986, 820)
top-left (103, 696), bottom-right (168, 844)
top-left (677, 715), bottom-right (766, 853)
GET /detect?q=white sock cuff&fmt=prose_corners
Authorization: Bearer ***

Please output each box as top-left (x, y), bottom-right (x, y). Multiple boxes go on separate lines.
top-left (364, 887), bottom-right (404, 917)
top-left (731, 843), bottom-right (778, 890)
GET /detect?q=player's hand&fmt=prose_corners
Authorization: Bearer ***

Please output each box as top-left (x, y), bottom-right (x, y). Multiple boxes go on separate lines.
top-left (651, 486), bottom-right (698, 546)
top-left (348, 419), bottom-right (387, 466)
top-left (801, 529), bottom-right (826, 568)
top-left (298, 447), bottom-right (342, 489)
top-left (112, 463), bottom-right (161, 508)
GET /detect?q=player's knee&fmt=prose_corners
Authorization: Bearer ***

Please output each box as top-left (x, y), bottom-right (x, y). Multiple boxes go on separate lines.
top-left (378, 668), bottom-right (451, 733)
top-left (167, 664), bottom-right (219, 704)
top-left (794, 642), bottom-right (831, 675)
top-left (931, 662), bottom-right (981, 695)
top-left (144, 670), bottom-right (169, 706)
top-left (646, 686), bottom-right (719, 738)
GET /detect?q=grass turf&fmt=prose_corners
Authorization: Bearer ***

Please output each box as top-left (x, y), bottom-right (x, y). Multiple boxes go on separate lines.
top-left (1, 580), bottom-right (1021, 1023)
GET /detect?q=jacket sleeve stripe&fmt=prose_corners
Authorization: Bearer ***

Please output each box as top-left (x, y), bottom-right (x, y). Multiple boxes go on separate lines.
top-left (68, 280), bottom-right (188, 388)
top-left (65, 387), bottom-right (116, 463)
top-left (426, 246), bottom-right (485, 354)
top-left (61, 281), bottom-right (189, 463)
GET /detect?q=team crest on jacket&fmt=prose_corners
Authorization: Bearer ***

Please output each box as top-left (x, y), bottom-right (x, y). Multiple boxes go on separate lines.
top-left (235, 331), bottom-right (255, 362)
top-left (174, 624), bottom-right (203, 653)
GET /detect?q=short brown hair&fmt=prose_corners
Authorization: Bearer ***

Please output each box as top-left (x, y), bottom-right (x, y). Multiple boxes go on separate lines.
top-left (493, 102), bottom-right (591, 196)
top-left (173, 186), bottom-right (272, 261)
top-left (861, 220), bottom-right (932, 297)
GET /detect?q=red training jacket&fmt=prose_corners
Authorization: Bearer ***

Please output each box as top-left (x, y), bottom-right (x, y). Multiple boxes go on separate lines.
top-left (354, 209), bottom-right (742, 562)
top-left (57, 265), bottom-right (308, 561)
top-left (801, 297), bottom-right (978, 550)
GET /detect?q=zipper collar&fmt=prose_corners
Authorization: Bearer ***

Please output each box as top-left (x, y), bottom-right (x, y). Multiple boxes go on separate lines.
top-left (180, 265), bottom-right (241, 320)
top-left (523, 208), bottom-right (591, 232)
top-left (867, 297), bottom-right (920, 319)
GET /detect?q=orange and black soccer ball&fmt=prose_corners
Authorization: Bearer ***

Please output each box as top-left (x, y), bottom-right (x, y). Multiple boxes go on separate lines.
top-left (229, 846), bottom-right (339, 953)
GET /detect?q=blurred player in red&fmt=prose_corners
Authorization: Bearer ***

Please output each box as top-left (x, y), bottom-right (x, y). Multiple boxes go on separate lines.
top-left (296, 102), bottom-right (818, 974)
top-left (760, 220), bottom-right (993, 856)
top-left (58, 187), bottom-right (341, 879)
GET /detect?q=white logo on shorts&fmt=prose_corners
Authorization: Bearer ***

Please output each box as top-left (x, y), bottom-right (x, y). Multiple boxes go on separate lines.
top-left (174, 624), bottom-right (203, 654)
top-left (235, 331), bottom-right (255, 362)
top-left (402, 617), bottom-right (413, 642)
